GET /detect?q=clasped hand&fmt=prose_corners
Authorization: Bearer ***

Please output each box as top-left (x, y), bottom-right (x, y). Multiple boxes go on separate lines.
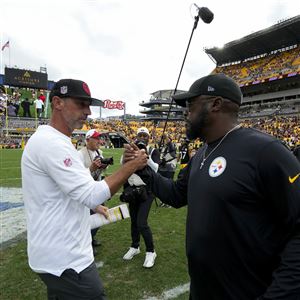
top-left (123, 143), bottom-right (148, 171)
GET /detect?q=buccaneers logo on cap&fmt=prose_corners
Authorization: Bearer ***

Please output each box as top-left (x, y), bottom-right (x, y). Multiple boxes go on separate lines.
top-left (82, 82), bottom-right (91, 96)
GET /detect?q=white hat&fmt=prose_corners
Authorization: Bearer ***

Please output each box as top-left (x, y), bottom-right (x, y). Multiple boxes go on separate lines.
top-left (137, 127), bottom-right (149, 136)
top-left (86, 129), bottom-right (101, 140)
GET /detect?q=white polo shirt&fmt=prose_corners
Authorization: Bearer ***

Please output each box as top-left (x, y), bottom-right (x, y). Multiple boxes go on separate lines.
top-left (21, 125), bottom-right (111, 276)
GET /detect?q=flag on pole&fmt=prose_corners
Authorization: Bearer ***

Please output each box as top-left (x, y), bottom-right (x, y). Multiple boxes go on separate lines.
top-left (1, 41), bottom-right (9, 51)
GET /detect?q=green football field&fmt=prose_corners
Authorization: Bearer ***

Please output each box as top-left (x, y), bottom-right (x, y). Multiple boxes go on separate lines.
top-left (0, 148), bottom-right (190, 300)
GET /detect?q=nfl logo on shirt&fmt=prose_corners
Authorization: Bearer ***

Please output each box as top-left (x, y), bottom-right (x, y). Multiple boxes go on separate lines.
top-left (63, 157), bottom-right (72, 167)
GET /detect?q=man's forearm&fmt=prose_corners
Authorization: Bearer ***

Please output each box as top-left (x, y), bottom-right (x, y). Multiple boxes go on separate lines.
top-left (140, 167), bottom-right (187, 208)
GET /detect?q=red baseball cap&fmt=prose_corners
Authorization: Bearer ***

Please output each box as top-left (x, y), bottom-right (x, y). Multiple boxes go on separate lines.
top-left (86, 129), bottom-right (101, 140)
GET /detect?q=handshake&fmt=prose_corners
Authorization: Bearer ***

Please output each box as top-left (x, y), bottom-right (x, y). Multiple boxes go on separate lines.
top-left (122, 143), bottom-right (148, 172)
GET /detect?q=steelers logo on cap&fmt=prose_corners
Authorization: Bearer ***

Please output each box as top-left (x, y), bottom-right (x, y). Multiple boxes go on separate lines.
top-left (208, 157), bottom-right (226, 177)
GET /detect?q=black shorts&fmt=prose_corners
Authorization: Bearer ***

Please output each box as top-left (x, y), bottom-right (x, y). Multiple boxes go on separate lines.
top-left (38, 262), bottom-right (106, 300)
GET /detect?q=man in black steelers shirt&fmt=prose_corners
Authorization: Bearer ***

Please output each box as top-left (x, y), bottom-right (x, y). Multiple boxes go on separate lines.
top-left (124, 74), bottom-right (300, 300)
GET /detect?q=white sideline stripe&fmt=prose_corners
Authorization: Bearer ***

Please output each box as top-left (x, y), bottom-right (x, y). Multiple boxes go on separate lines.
top-left (95, 261), bottom-right (104, 268)
top-left (0, 177), bottom-right (22, 181)
top-left (1, 167), bottom-right (21, 170)
top-left (143, 283), bottom-right (190, 300)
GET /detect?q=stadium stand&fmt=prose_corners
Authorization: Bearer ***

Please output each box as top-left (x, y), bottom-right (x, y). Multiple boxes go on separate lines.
top-left (1, 16), bottom-right (299, 152)
top-left (213, 45), bottom-right (300, 86)
top-left (205, 15), bottom-right (300, 119)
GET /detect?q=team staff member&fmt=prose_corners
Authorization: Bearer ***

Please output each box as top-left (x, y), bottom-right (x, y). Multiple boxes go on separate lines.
top-left (122, 127), bottom-right (160, 268)
top-left (78, 129), bottom-right (108, 255)
top-left (125, 74), bottom-right (300, 299)
top-left (22, 79), bottom-right (148, 300)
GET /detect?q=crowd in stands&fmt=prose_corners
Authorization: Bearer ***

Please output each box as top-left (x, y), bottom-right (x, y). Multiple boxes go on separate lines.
top-left (1, 116), bottom-right (299, 151)
top-left (70, 116), bottom-right (300, 152)
top-left (214, 45), bottom-right (300, 85)
top-left (0, 134), bottom-right (24, 149)
top-left (81, 119), bottom-right (187, 145)
top-left (243, 116), bottom-right (300, 149)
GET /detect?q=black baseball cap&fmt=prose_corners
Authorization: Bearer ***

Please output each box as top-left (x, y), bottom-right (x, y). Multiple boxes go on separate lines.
top-left (173, 74), bottom-right (242, 107)
top-left (49, 79), bottom-right (104, 106)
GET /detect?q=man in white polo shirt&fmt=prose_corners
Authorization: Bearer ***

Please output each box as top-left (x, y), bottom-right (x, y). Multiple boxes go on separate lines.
top-left (21, 79), bottom-right (147, 300)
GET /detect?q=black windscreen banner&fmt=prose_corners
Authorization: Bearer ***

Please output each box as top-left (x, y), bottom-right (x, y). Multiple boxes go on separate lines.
top-left (4, 67), bottom-right (48, 89)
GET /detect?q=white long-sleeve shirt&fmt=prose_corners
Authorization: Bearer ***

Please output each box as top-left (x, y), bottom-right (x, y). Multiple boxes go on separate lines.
top-left (21, 125), bottom-right (111, 276)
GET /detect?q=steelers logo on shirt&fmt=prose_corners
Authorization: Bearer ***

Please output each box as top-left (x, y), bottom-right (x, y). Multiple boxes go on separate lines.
top-left (209, 157), bottom-right (227, 177)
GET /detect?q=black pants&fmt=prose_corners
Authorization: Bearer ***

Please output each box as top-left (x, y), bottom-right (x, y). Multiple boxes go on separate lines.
top-left (38, 262), bottom-right (106, 300)
top-left (129, 193), bottom-right (155, 252)
top-left (36, 108), bottom-right (42, 118)
top-left (23, 109), bottom-right (31, 118)
top-left (90, 210), bottom-right (99, 241)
